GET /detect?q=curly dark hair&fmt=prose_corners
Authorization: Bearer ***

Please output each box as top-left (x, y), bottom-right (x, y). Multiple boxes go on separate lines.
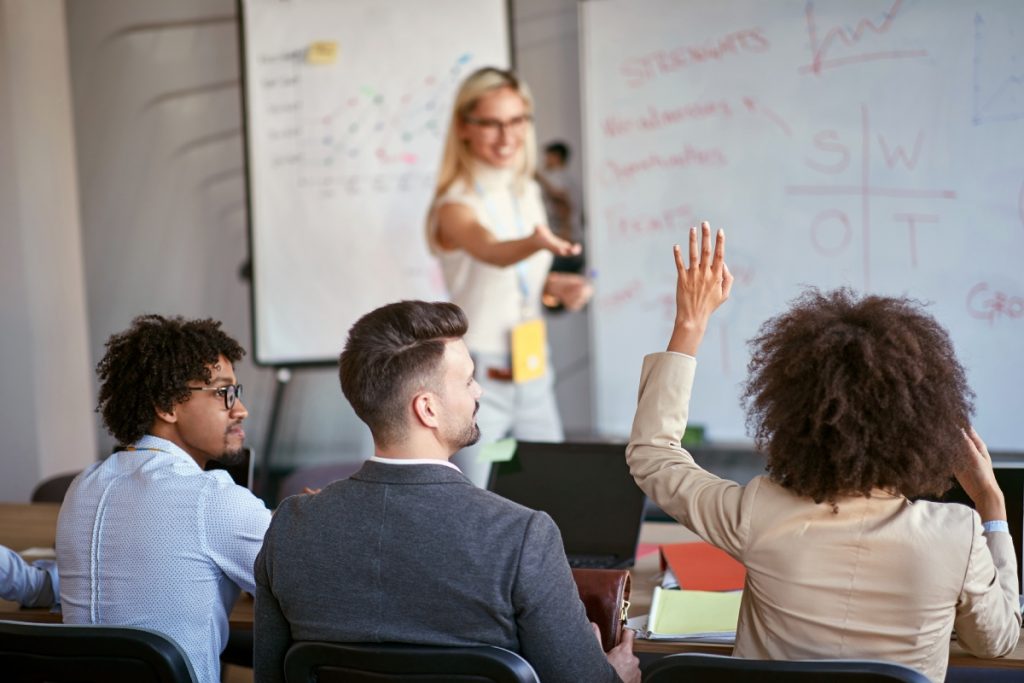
top-left (96, 314), bottom-right (245, 445)
top-left (741, 288), bottom-right (973, 504)
top-left (339, 301), bottom-right (468, 447)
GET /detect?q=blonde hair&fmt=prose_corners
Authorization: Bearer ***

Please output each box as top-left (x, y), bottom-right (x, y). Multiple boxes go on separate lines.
top-left (431, 66), bottom-right (537, 200)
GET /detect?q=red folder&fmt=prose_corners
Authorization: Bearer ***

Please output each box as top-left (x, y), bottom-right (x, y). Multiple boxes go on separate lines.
top-left (659, 541), bottom-right (745, 591)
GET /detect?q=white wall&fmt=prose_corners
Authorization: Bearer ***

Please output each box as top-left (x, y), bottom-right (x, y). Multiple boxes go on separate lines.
top-left (64, 0), bottom-right (374, 469)
top-left (0, 0), bottom-right (593, 502)
top-left (0, 0), bottom-right (98, 501)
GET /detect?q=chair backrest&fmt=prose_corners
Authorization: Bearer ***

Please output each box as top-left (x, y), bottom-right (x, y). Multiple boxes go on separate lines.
top-left (30, 472), bottom-right (79, 503)
top-left (643, 653), bottom-right (931, 683)
top-left (283, 641), bottom-right (540, 683)
top-left (0, 620), bottom-right (198, 683)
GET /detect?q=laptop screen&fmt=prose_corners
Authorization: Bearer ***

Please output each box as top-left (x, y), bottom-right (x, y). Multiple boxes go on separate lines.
top-left (487, 441), bottom-right (646, 568)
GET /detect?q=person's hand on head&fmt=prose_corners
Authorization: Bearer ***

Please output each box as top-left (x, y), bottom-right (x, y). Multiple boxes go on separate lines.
top-left (591, 623), bottom-right (640, 683)
top-left (531, 223), bottom-right (582, 257)
top-left (667, 221), bottom-right (733, 356)
top-left (955, 426), bottom-right (1006, 522)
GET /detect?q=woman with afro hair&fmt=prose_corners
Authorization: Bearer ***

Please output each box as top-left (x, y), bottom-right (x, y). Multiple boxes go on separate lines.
top-left (628, 223), bottom-right (1020, 683)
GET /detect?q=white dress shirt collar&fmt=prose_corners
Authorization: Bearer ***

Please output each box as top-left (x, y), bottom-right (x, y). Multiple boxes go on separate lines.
top-left (368, 456), bottom-right (462, 472)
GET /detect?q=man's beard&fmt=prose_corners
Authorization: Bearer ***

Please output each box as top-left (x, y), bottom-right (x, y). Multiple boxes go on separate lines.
top-left (213, 446), bottom-right (247, 467)
top-left (457, 421), bottom-right (481, 450)
top-left (449, 402), bottom-right (481, 450)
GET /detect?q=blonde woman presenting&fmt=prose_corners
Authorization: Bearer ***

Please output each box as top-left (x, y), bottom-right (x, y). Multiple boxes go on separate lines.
top-left (426, 67), bottom-right (592, 486)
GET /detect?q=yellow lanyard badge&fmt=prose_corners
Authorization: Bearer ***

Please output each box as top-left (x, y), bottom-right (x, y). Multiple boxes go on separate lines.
top-left (511, 318), bottom-right (547, 383)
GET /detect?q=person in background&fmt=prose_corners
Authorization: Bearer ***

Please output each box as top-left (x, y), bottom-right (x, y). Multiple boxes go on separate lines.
top-left (536, 140), bottom-right (585, 275)
top-left (254, 300), bottom-right (638, 683)
top-left (627, 222), bottom-right (1021, 682)
top-left (56, 315), bottom-right (272, 683)
top-left (0, 545), bottom-right (58, 608)
top-left (426, 67), bottom-right (592, 486)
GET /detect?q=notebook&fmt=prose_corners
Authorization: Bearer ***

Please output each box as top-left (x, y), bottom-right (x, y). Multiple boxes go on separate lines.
top-left (643, 586), bottom-right (741, 641)
top-left (487, 441), bottom-right (646, 569)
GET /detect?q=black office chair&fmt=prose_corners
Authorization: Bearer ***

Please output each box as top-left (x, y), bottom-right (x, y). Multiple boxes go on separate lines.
top-left (643, 653), bottom-right (931, 682)
top-left (0, 620), bottom-right (198, 683)
top-left (283, 641), bottom-right (540, 683)
top-left (30, 472), bottom-right (79, 503)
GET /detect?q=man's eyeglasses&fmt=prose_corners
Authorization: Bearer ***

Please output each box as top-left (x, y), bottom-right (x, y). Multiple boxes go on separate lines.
top-left (463, 114), bottom-right (532, 136)
top-left (188, 384), bottom-right (243, 410)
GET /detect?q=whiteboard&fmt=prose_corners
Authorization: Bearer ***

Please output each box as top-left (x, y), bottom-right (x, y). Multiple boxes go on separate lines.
top-left (581, 0), bottom-right (1024, 449)
top-left (241, 0), bottom-right (509, 365)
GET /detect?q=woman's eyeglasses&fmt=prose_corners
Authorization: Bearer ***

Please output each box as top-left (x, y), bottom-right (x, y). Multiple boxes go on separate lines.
top-left (463, 114), bottom-right (532, 136)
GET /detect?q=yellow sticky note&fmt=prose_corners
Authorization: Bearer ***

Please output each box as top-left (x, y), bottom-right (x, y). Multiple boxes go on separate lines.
top-left (511, 318), bottom-right (547, 383)
top-left (306, 41), bottom-right (338, 65)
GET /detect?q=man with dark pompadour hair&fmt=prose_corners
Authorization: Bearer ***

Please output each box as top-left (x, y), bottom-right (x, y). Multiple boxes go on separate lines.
top-left (254, 300), bottom-right (639, 683)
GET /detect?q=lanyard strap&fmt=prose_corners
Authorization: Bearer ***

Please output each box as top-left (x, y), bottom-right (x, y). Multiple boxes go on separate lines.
top-left (475, 181), bottom-right (532, 314)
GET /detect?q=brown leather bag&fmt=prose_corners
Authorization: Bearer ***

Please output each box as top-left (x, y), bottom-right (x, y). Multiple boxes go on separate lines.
top-left (571, 568), bottom-right (631, 652)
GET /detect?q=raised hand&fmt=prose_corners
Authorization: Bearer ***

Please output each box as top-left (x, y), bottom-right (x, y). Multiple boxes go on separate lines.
top-left (667, 221), bottom-right (733, 356)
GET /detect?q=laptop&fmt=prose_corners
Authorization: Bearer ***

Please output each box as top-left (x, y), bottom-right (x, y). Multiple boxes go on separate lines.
top-left (938, 460), bottom-right (1024, 593)
top-left (487, 441), bottom-right (646, 569)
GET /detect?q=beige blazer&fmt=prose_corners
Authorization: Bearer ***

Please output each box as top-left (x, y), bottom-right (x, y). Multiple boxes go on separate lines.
top-left (628, 352), bottom-right (1021, 683)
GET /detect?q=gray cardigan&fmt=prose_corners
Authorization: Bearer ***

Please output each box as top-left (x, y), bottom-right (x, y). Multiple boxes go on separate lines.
top-left (253, 460), bottom-right (619, 683)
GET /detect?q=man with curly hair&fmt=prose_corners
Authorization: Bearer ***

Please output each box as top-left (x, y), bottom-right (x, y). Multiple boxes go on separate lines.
top-left (56, 315), bottom-right (272, 683)
top-left (627, 223), bottom-right (1021, 682)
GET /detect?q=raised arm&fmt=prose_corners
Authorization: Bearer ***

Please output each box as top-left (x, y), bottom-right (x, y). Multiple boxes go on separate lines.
top-left (435, 202), bottom-right (580, 268)
top-left (627, 223), bottom-right (751, 555)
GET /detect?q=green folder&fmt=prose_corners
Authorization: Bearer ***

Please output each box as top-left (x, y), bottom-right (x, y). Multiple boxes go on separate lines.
top-left (645, 586), bottom-right (741, 640)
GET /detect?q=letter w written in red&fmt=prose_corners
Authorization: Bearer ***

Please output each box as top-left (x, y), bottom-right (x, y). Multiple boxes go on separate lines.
top-left (878, 130), bottom-right (924, 170)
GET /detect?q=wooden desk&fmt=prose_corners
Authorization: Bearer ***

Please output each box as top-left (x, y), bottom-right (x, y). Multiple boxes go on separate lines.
top-left (0, 502), bottom-right (59, 550)
top-left (2, 504), bottom-right (1022, 668)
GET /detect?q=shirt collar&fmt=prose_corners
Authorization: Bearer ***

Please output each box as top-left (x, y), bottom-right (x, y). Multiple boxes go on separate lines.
top-left (368, 455), bottom-right (461, 473)
top-left (131, 435), bottom-right (202, 471)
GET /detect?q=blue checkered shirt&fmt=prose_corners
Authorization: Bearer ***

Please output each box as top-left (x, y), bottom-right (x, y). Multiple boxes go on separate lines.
top-left (56, 435), bottom-right (271, 683)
